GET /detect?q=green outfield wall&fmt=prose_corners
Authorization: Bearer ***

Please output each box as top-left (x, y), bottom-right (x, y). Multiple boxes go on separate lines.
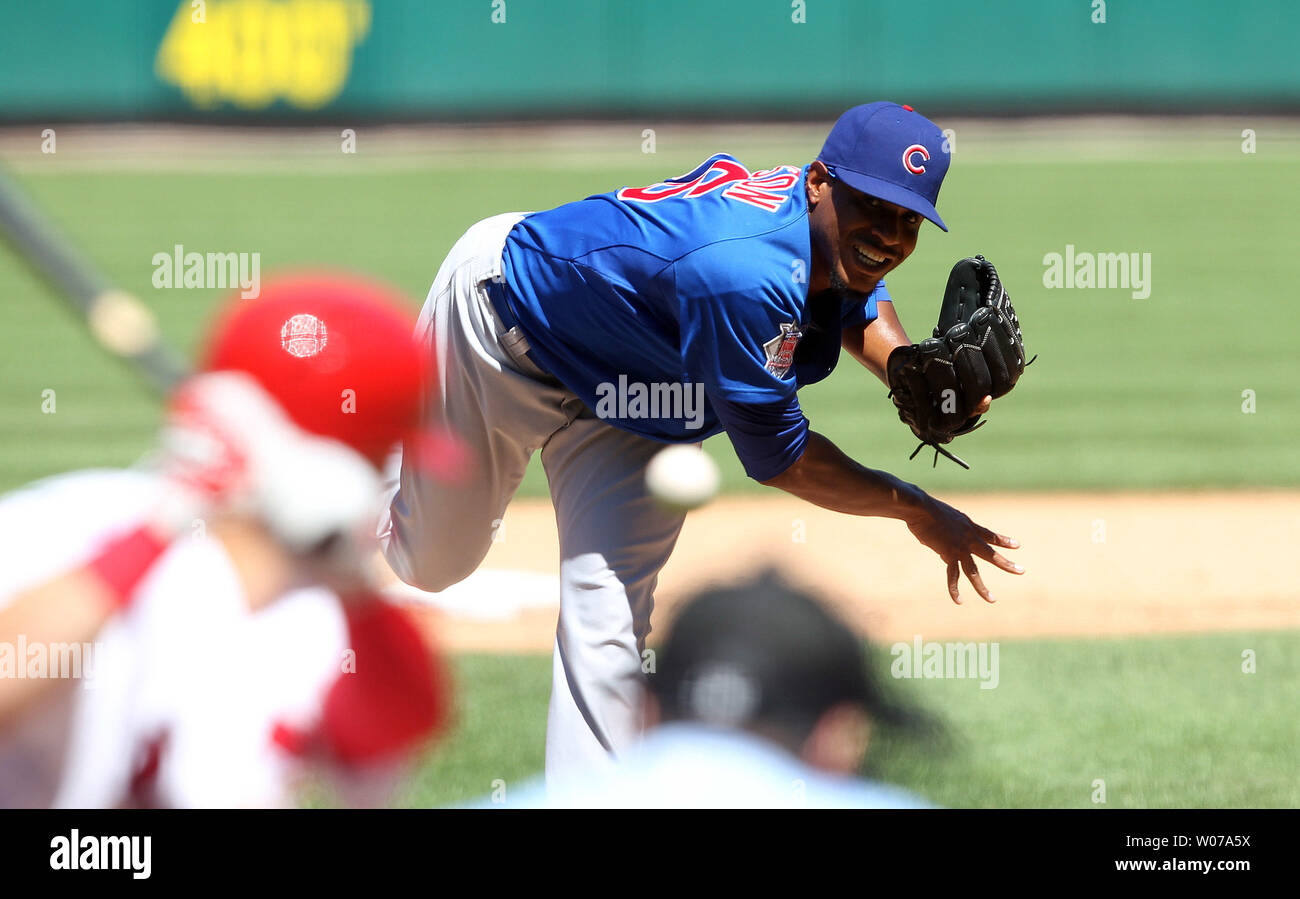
top-left (0, 0), bottom-right (1295, 120)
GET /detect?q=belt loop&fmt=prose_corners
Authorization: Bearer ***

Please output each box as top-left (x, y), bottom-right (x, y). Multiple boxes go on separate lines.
top-left (483, 277), bottom-right (516, 333)
top-left (483, 277), bottom-right (553, 382)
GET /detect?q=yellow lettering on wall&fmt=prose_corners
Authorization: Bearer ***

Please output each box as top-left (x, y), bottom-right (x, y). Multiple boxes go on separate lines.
top-left (156, 0), bottom-right (372, 110)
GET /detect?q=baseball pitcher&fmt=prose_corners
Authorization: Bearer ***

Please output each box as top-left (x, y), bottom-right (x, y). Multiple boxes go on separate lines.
top-left (382, 102), bottom-right (1029, 778)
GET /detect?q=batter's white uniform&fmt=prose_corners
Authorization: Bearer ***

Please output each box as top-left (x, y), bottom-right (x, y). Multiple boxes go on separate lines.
top-left (382, 214), bottom-right (689, 776)
top-left (0, 469), bottom-right (353, 808)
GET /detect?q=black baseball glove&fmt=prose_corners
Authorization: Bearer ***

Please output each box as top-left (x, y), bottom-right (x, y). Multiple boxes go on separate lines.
top-left (885, 255), bottom-right (1029, 468)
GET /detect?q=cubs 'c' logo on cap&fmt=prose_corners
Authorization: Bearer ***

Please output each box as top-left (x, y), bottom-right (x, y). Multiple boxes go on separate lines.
top-left (902, 144), bottom-right (930, 175)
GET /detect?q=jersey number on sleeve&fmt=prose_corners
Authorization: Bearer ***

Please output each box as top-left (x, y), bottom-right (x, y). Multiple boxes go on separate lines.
top-left (616, 154), bottom-right (801, 212)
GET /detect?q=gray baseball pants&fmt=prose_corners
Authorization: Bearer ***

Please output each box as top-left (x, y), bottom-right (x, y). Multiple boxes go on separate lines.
top-left (380, 213), bottom-right (687, 780)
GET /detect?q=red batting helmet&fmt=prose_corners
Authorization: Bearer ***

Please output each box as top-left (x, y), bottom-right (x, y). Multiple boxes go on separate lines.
top-left (200, 271), bottom-right (430, 469)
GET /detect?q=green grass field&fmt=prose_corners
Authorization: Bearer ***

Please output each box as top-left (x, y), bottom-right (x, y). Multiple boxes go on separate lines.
top-left (1, 124), bottom-right (1296, 809)
top-left (1, 126), bottom-right (1297, 496)
top-left (401, 630), bottom-right (1300, 809)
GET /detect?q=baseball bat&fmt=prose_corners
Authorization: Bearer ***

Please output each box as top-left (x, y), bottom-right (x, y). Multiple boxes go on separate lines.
top-left (0, 165), bottom-right (190, 395)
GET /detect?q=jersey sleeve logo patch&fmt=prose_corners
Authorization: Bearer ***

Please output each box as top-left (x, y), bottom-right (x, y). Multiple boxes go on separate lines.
top-left (763, 322), bottom-right (803, 378)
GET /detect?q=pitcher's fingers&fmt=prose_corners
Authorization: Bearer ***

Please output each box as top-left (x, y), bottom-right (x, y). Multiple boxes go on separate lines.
top-left (947, 561), bottom-right (961, 604)
top-left (980, 526), bottom-right (1020, 550)
top-left (961, 557), bottom-right (995, 603)
top-left (973, 542), bottom-right (1025, 575)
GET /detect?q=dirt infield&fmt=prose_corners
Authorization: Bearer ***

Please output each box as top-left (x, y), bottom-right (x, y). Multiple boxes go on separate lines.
top-left (393, 491), bottom-right (1300, 652)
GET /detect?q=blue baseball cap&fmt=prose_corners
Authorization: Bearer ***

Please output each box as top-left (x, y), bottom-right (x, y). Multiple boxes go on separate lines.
top-left (817, 102), bottom-right (951, 231)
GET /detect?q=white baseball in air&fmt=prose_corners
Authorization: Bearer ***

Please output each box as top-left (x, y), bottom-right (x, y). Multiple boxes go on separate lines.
top-left (645, 445), bottom-right (720, 511)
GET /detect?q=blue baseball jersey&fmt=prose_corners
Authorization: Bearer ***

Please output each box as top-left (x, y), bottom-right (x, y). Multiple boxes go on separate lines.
top-left (499, 154), bottom-right (890, 480)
